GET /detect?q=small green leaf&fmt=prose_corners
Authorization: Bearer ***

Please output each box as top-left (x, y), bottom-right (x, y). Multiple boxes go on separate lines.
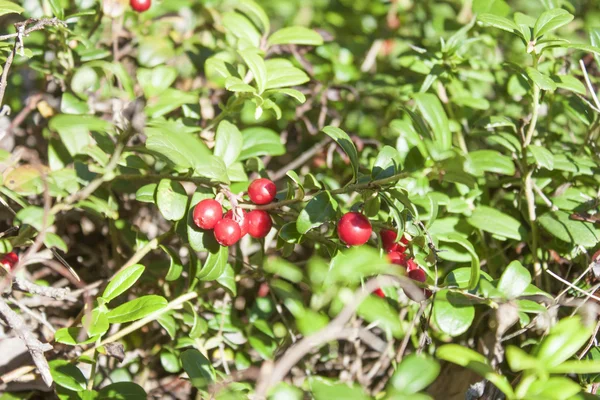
top-left (198, 245), bottom-right (228, 281)
top-left (309, 376), bottom-right (370, 400)
top-left (222, 11), bottom-right (261, 48)
top-left (528, 145), bottom-right (554, 170)
top-left (0, 0), bottom-right (23, 16)
top-left (413, 93), bottom-right (452, 153)
top-left (438, 234), bottom-right (480, 290)
top-left (389, 354), bottom-right (440, 394)
top-left (538, 210), bottom-right (599, 248)
top-left (536, 316), bottom-right (595, 367)
top-left (15, 206), bottom-right (55, 231)
top-left (372, 145), bottom-right (402, 180)
top-left (214, 121), bottom-right (243, 167)
top-left (268, 27), bottom-right (324, 47)
top-left (478, 13), bottom-right (524, 39)
top-left (217, 264), bottom-right (237, 296)
top-left (433, 290), bottom-right (475, 337)
top-left (533, 9), bottom-right (574, 39)
top-left (236, 0), bottom-right (270, 33)
top-left (467, 206), bottom-right (523, 241)
top-left (465, 150), bottom-right (516, 176)
top-left (239, 127), bottom-right (285, 160)
top-left (106, 295), bottom-right (167, 323)
top-left (264, 257), bottom-right (303, 283)
top-left (156, 179), bottom-right (188, 221)
top-left (296, 191), bottom-right (338, 234)
top-left (97, 382), bottom-right (147, 400)
top-left (103, 264), bottom-right (145, 302)
top-left (498, 261), bottom-right (531, 299)
top-left (50, 360), bottom-right (86, 392)
top-left (82, 308), bottom-right (109, 337)
top-left (181, 349), bottom-right (215, 389)
top-left (526, 67), bottom-right (557, 91)
top-left (135, 183), bottom-right (157, 203)
top-left (161, 245), bottom-right (183, 281)
top-left (322, 126), bottom-right (359, 183)
top-left (239, 49), bottom-right (267, 94)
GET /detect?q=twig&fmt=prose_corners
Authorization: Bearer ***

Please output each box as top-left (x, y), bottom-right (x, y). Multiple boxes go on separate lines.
top-left (271, 137), bottom-right (332, 181)
top-left (12, 278), bottom-right (70, 300)
top-left (8, 297), bottom-right (55, 333)
top-left (580, 59), bottom-right (600, 111)
top-left (0, 298), bottom-right (53, 386)
top-left (546, 269), bottom-right (600, 302)
top-left (254, 275), bottom-right (421, 398)
top-left (578, 319), bottom-right (600, 359)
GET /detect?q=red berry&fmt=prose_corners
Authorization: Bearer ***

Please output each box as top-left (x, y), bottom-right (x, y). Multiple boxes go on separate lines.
top-left (130, 0), bottom-right (151, 12)
top-left (213, 219), bottom-right (241, 247)
top-left (408, 267), bottom-right (426, 283)
top-left (193, 199), bottom-right (223, 230)
top-left (406, 258), bottom-right (419, 272)
top-left (388, 251), bottom-right (407, 267)
top-left (224, 209), bottom-right (249, 237)
top-left (380, 229), bottom-right (408, 253)
top-left (246, 210), bottom-right (272, 239)
top-left (257, 282), bottom-right (270, 298)
top-left (1, 252), bottom-right (18, 271)
top-left (374, 288), bottom-right (385, 298)
top-left (337, 212), bottom-right (372, 246)
top-left (248, 178), bottom-right (277, 205)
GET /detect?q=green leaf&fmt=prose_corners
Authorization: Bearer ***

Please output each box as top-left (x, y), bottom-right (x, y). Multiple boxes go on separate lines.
top-left (222, 11), bottom-right (261, 48)
top-left (265, 61), bottom-right (310, 90)
top-left (239, 127), bottom-right (285, 160)
top-left (0, 0), bottom-right (22, 16)
top-left (498, 261), bottom-right (531, 299)
top-left (97, 382), bottom-right (147, 400)
top-left (198, 244), bottom-right (228, 281)
top-left (467, 206), bottom-right (524, 241)
top-left (135, 183), bottom-right (157, 203)
top-left (239, 49), bottom-right (267, 94)
top-left (225, 76), bottom-right (256, 93)
top-left (433, 290), bottom-right (475, 337)
top-left (357, 294), bottom-right (404, 337)
top-left (465, 150), bottom-right (515, 176)
top-left (217, 264), bottom-right (237, 296)
top-left (82, 308), bottom-right (109, 337)
top-left (265, 257), bottom-right (303, 283)
top-left (528, 377), bottom-right (581, 400)
top-left (478, 13), bottom-right (524, 39)
top-left (15, 206), bottom-right (55, 231)
top-left (538, 210), bottom-right (599, 248)
top-left (533, 9), bottom-right (574, 39)
top-left (145, 88), bottom-right (199, 118)
top-left (438, 234), bottom-right (480, 290)
top-left (436, 345), bottom-right (515, 398)
top-left (49, 115), bottom-right (112, 157)
top-left (526, 67), bottom-right (557, 91)
top-left (506, 345), bottom-right (540, 372)
top-left (161, 245), bottom-right (183, 281)
top-left (553, 74), bottom-right (586, 95)
top-left (268, 27), bottom-right (324, 47)
top-left (145, 127), bottom-right (209, 169)
top-left (296, 191), bottom-right (338, 234)
top-left (181, 349), bottom-right (215, 389)
top-left (156, 179), bottom-right (188, 221)
top-left (106, 295), bottom-right (167, 323)
top-left (327, 247), bottom-right (391, 285)
top-left (103, 264), bottom-right (145, 302)
top-left (550, 360), bottom-right (600, 374)
top-left (322, 126), bottom-right (359, 183)
top-left (269, 88), bottom-right (306, 103)
top-left (54, 327), bottom-right (97, 345)
top-left (309, 376), bottom-right (370, 400)
top-left (372, 145), bottom-right (401, 180)
top-left (389, 354), bottom-right (440, 394)
top-left (44, 232), bottom-right (68, 252)
top-left (591, 28), bottom-right (600, 67)
top-left (236, 0), bottom-right (270, 33)
top-left (137, 66), bottom-right (177, 98)
top-left (536, 316), bottom-right (595, 367)
top-left (528, 145), bottom-right (554, 170)
top-left (49, 360), bottom-right (86, 392)
top-left (413, 93), bottom-right (452, 153)
top-left (214, 121), bottom-right (243, 167)
top-left (157, 313), bottom-right (177, 340)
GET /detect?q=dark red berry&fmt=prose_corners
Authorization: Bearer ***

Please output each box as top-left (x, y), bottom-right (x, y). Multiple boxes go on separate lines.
top-left (406, 258), bottom-right (419, 272)
top-left (246, 210), bottom-right (272, 238)
top-left (213, 219), bottom-right (241, 247)
top-left (388, 251), bottom-right (407, 267)
top-left (257, 282), bottom-right (270, 298)
top-left (1, 252), bottom-right (18, 271)
top-left (224, 209), bottom-right (249, 237)
top-left (381, 229), bottom-right (408, 253)
top-left (193, 199), bottom-right (223, 230)
top-left (248, 178), bottom-right (277, 205)
top-left (337, 212), bottom-right (372, 246)
top-left (408, 268), bottom-right (426, 283)
top-left (130, 0), bottom-right (151, 12)
top-left (374, 288), bottom-right (385, 298)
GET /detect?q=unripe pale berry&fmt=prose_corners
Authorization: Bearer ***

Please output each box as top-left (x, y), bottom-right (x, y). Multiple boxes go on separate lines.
top-left (193, 199), bottom-right (223, 230)
top-left (337, 212), bottom-right (372, 246)
top-left (130, 0), bottom-right (151, 12)
top-left (224, 209), bottom-right (249, 237)
top-left (248, 178), bottom-right (276, 205)
top-left (213, 219), bottom-right (241, 247)
top-left (246, 210), bottom-right (272, 239)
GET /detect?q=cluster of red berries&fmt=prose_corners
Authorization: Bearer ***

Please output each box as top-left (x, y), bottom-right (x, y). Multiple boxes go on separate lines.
top-left (335, 210), bottom-right (430, 300)
top-left (0, 252), bottom-right (18, 272)
top-left (130, 0), bottom-right (151, 12)
top-left (193, 179), bottom-right (275, 247)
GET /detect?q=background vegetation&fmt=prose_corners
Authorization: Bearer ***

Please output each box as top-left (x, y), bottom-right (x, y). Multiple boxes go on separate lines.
top-left (2, 0), bottom-right (600, 399)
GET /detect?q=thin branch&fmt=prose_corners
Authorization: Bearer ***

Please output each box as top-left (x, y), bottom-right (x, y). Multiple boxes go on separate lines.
top-left (0, 298), bottom-right (53, 386)
top-left (546, 269), bottom-right (600, 302)
top-left (580, 59), bottom-right (600, 111)
top-left (8, 297), bottom-right (56, 333)
top-left (12, 278), bottom-right (70, 300)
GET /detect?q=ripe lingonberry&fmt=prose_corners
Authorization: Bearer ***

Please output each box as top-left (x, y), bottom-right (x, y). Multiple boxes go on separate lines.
top-left (337, 212), bottom-right (372, 246)
top-left (248, 178), bottom-right (277, 205)
top-left (406, 258), bottom-right (418, 272)
top-left (246, 210), bottom-right (272, 238)
top-left (213, 219), bottom-right (241, 247)
top-left (388, 251), bottom-right (407, 267)
top-left (193, 199), bottom-right (223, 230)
top-left (373, 288), bottom-right (385, 298)
top-left (257, 282), bottom-right (270, 298)
top-left (224, 209), bottom-right (249, 237)
top-left (130, 0), bottom-right (151, 12)
top-left (0, 252), bottom-right (18, 271)
top-left (380, 229), bottom-right (408, 253)
top-left (408, 268), bottom-right (426, 282)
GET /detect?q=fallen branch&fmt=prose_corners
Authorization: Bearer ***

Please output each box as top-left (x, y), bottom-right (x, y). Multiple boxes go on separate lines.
top-left (0, 297), bottom-right (53, 386)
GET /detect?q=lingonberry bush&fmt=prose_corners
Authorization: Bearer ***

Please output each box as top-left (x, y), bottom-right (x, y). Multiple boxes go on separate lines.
top-left (2, 0), bottom-right (600, 399)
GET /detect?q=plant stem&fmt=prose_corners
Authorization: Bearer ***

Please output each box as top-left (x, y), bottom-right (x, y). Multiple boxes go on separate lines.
top-left (87, 339), bottom-right (101, 391)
